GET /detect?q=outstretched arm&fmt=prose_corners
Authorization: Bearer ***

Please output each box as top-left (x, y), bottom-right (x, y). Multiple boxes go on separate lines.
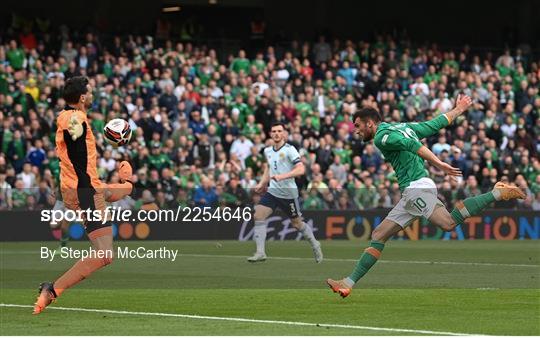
top-left (444, 94), bottom-right (473, 123)
top-left (408, 95), bottom-right (472, 139)
top-left (417, 146), bottom-right (462, 177)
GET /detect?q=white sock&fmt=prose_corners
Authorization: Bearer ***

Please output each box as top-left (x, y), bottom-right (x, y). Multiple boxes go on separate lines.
top-left (492, 188), bottom-right (502, 201)
top-left (343, 277), bottom-right (354, 287)
top-left (253, 220), bottom-right (267, 254)
top-left (299, 223), bottom-right (318, 246)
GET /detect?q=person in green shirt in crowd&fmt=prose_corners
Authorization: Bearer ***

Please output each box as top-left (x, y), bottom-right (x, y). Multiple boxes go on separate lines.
top-left (442, 51), bottom-right (459, 72)
top-left (496, 50), bottom-right (514, 78)
top-left (303, 188), bottom-right (325, 210)
top-left (244, 146), bottom-right (264, 177)
top-left (242, 114), bottom-right (261, 139)
top-left (220, 174), bottom-right (249, 207)
top-left (353, 177), bottom-right (378, 209)
top-left (147, 144), bottom-right (172, 172)
top-left (304, 115), bottom-right (320, 132)
top-left (328, 90), bottom-right (343, 112)
top-left (245, 95), bottom-right (258, 117)
top-left (90, 112), bottom-right (106, 135)
top-left (1, 124), bottom-right (13, 155)
top-left (196, 59), bottom-right (213, 86)
top-left (399, 53), bottom-right (412, 71)
top-left (44, 149), bottom-right (61, 181)
top-left (6, 40), bottom-right (25, 70)
top-left (175, 188), bottom-right (191, 208)
top-left (295, 93), bottom-right (313, 119)
top-left (251, 52), bottom-right (266, 73)
top-left (512, 66), bottom-right (527, 92)
top-left (230, 95), bottom-right (249, 127)
top-left (423, 65), bottom-right (441, 86)
top-left (230, 50), bottom-right (250, 74)
top-left (0, 65), bottom-right (10, 95)
top-left (332, 140), bottom-right (352, 166)
top-left (323, 71), bottom-right (336, 93)
top-left (102, 57), bottom-right (113, 78)
top-left (11, 180), bottom-right (30, 210)
top-left (11, 85), bottom-right (29, 117)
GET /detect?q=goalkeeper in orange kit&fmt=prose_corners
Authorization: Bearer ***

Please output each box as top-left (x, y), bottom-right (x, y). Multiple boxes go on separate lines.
top-left (33, 76), bottom-right (134, 314)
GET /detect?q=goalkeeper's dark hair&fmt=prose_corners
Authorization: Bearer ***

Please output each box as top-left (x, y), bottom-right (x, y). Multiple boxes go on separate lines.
top-left (62, 76), bottom-right (89, 104)
top-left (353, 107), bottom-right (382, 123)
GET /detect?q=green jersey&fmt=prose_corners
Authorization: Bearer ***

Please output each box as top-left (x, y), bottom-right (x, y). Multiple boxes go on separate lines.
top-left (7, 48), bottom-right (25, 70)
top-left (230, 58), bottom-right (250, 74)
top-left (373, 114), bottom-right (449, 191)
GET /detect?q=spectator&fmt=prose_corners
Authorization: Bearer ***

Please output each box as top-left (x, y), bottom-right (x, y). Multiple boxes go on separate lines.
top-left (405, 86), bottom-right (430, 112)
top-left (329, 156), bottom-right (347, 185)
top-left (432, 135), bottom-right (451, 156)
top-left (189, 110), bottom-right (207, 138)
top-left (193, 133), bottom-right (215, 169)
top-left (303, 187), bottom-right (325, 210)
top-left (193, 177), bottom-right (218, 207)
top-left (138, 189), bottom-right (159, 211)
top-left (99, 150), bottom-right (116, 174)
top-left (222, 174), bottom-right (249, 207)
top-left (361, 144), bottom-right (381, 170)
top-left (410, 56), bottom-right (428, 79)
top-left (313, 35), bottom-right (332, 64)
top-left (17, 163), bottom-right (36, 189)
top-left (230, 132), bottom-right (254, 166)
top-left (6, 40), bottom-right (25, 70)
top-left (230, 50), bottom-right (250, 74)
top-left (12, 179), bottom-right (29, 210)
top-left (0, 170), bottom-right (13, 210)
top-left (26, 139), bottom-right (46, 169)
top-left (159, 84), bottom-right (178, 113)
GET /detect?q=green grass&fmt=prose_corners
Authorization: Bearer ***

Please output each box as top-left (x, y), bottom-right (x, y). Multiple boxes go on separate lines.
top-left (1, 240), bottom-right (539, 335)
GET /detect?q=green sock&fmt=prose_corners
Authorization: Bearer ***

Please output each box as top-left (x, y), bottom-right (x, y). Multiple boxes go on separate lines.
top-left (451, 192), bottom-right (496, 224)
top-left (347, 240), bottom-right (385, 284)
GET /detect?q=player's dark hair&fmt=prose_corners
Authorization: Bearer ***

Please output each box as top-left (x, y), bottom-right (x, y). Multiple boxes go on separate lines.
top-left (271, 121), bottom-right (287, 130)
top-left (353, 107), bottom-right (382, 123)
top-left (62, 76), bottom-right (89, 104)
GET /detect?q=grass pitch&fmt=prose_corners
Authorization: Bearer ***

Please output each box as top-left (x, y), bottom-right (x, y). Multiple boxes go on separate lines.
top-left (1, 240), bottom-right (539, 335)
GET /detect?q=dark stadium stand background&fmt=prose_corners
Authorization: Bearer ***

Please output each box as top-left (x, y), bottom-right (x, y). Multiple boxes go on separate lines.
top-left (2, 0), bottom-right (539, 53)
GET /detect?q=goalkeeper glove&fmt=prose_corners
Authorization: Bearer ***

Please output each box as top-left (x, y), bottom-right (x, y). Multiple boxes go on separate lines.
top-left (67, 115), bottom-right (84, 141)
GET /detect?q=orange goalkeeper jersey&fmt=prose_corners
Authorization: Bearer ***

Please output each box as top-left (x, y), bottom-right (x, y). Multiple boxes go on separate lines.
top-left (55, 107), bottom-right (103, 210)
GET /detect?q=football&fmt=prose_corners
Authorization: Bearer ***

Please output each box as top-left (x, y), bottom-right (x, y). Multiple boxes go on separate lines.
top-left (104, 118), bottom-right (132, 147)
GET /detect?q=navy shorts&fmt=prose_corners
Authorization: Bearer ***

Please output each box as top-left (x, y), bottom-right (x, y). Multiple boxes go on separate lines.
top-left (259, 192), bottom-right (302, 219)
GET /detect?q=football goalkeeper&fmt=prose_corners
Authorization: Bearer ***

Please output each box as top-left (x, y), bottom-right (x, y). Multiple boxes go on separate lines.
top-left (33, 76), bottom-right (133, 314)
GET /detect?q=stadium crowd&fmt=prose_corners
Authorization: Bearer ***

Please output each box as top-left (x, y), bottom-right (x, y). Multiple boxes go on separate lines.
top-left (0, 25), bottom-right (539, 212)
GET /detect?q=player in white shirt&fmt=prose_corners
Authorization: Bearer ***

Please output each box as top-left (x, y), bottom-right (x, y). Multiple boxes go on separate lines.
top-left (248, 122), bottom-right (323, 263)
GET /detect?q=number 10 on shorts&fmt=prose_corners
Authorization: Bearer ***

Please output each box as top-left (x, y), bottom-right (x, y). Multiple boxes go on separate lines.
top-left (413, 197), bottom-right (427, 211)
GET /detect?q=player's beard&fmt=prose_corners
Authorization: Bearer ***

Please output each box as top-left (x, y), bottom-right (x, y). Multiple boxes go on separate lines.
top-left (363, 135), bottom-right (374, 142)
top-left (360, 130), bottom-right (374, 142)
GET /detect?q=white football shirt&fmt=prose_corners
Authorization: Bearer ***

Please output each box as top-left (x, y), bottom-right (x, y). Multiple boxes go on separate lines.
top-left (264, 143), bottom-right (301, 199)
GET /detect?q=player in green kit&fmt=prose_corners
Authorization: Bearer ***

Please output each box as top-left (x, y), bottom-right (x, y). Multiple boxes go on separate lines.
top-left (327, 95), bottom-right (526, 298)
